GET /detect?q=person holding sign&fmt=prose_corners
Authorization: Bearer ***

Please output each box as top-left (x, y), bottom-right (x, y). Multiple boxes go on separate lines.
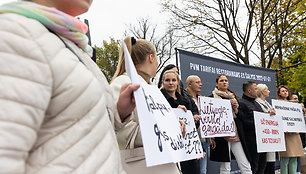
top-left (111, 37), bottom-right (158, 150)
top-left (289, 94), bottom-right (305, 174)
top-left (158, 64), bottom-right (200, 118)
top-left (111, 37), bottom-right (181, 174)
top-left (255, 84), bottom-right (277, 174)
top-left (0, 1), bottom-right (140, 173)
top-left (160, 70), bottom-right (200, 174)
top-left (237, 81), bottom-right (269, 174)
top-left (209, 75), bottom-right (252, 174)
top-left (185, 75), bottom-right (210, 174)
top-left (277, 85), bottom-right (304, 174)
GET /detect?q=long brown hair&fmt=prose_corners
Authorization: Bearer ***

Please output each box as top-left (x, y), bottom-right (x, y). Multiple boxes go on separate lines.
top-left (277, 85), bottom-right (292, 100)
top-left (112, 37), bottom-right (156, 80)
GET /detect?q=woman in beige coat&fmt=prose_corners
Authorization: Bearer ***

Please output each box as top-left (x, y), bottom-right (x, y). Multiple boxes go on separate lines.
top-left (110, 37), bottom-right (181, 173)
top-left (277, 85), bottom-right (304, 174)
top-left (0, 1), bottom-right (139, 173)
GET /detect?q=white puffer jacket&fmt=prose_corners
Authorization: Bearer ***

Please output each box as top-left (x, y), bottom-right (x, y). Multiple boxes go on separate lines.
top-left (0, 13), bottom-right (125, 174)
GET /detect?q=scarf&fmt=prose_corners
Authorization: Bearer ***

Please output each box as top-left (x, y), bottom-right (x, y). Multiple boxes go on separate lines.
top-left (213, 88), bottom-right (240, 141)
top-left (212, 88), bottom-right (235, 99)
top-left (0, 1), bottom-right (92, 54)
top-left (212, 88), bottom-right (238, 119)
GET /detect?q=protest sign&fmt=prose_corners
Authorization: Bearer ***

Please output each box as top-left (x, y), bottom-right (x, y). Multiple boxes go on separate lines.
top-left (173, 109), bottom-right (203, 159)
top-left (272, 99), bottom-right (306, 133)
top-left (254, 111), bottom-right (286, 152)
top-left (123, 43), bottom-right (203, 167)
top-left (198, 96), bottom-right (236, 138)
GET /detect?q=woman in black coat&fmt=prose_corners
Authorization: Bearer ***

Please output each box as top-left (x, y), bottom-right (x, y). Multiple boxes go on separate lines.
top-left (209, 74), bottom-right (252, 174)
top-left (158, 64), bottom-right (199, 117)
top-left (160, 69), bottom-right (200, 174)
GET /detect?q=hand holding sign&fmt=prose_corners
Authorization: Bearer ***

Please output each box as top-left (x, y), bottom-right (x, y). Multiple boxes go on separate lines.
top-left (123, 42), bottom-right (202, 166)
top-left (173, 109), bottom-right (203, 159)
top-left (179, 120), bottom-right (186, 138)
top-left (117, 83), bottom-right (140, 121)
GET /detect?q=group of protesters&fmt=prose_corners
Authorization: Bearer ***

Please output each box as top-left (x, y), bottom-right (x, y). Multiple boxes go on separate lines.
top-left (0, 1), bottom-right (305, 174)
top-left (156, 64), bottom-right (305, 174)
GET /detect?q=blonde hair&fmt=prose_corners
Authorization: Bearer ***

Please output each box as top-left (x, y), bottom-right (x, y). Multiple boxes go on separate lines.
top-left (161, 70), bottom-right (181, 94)
top-left (112, 37), bottom-right (156, 79)
top-left (257, 84), bottom-right (268, 97)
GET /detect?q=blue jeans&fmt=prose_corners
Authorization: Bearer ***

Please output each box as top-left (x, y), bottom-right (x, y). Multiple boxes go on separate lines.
top-left (297, 157), bottom-right (301, 172)
top-left (199, 141), bottom-right (208, 174)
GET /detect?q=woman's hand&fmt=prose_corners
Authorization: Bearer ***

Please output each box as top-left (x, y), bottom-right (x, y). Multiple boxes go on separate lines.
top-left (178, 105), bottom-right (187, 112)
top-left (197, 151), bottom-right (206, 160)
top-left (268, 108), bottom-right (276, 116)
top-left (210, 138), bottom-right (216, 149)
top-left (193, 114), bottom-right (201, 121)
top-left (117, 83), bottom-right (140, 121)
top-left (179, 120), bottom-right (186, 138)
top-left (230, 98), bottom-right (239, 113)
top-left (224, 135), bottom-right (239, 142)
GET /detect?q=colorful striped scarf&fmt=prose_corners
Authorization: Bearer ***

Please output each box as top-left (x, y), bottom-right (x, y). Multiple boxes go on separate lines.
top-left (0, 1), bottom-right (92, 54)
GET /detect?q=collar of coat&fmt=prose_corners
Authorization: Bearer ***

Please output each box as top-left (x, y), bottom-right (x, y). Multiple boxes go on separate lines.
top-left (242, 94), bottom-right (256, 102)
top-left (185, 87), bottom-right (202, 99)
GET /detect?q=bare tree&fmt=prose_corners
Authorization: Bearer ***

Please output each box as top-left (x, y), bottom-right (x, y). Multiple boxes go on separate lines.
top-left (163, 0), bottom-right (305, 67)
top-left (254, 0), bottom-right (306, 68)
top-left (124, 17), bottom-right (179, 73)
top-left (163, 0), bottom-right (260, 64)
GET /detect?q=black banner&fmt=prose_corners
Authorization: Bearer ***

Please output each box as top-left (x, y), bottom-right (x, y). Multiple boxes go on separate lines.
top-left (178, 49), bottom-right (277, 101)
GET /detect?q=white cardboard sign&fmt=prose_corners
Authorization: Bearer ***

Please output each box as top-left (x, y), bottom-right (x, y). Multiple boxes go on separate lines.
top-left (272, 99), bottom-right (306, 133)
top-left (198, 96), bottom-right (236, 138)
top-left (254, 111), bottom-right (286, 152)
top-left (173, 109), bottom-right (203, 159)
top-left (123, 43), bottom-right (202, 167)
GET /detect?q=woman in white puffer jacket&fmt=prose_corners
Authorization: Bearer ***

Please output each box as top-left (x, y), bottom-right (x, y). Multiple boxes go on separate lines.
top-left (0, 0), bottom-right (139, 173)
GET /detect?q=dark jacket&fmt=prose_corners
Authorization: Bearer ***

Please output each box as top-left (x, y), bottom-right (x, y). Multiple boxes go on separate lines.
top-left (161, 89), bottom-right (200, 128)
top-left (181, 89), bottom-right (200, 116)
top-left (208, 94), bottom-right (250, 163)
top-left (237, 94), bottom-right (263, 138)
top-left (161, 88), bottom-right (200, 174)
top-left (238, 94), bottom-right (266, 172)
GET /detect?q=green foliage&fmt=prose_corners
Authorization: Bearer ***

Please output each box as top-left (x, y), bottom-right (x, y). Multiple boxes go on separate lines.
top-left (95, 38), bottom-right (120, 82)
top-left (282, 39), bottom-right (306, 102)
top-left (275, 4), bottom-right (306, 102)
top-left (253, 0), bottom-right (305, 102)
top-left (253, 0), bottom-right (306, 68)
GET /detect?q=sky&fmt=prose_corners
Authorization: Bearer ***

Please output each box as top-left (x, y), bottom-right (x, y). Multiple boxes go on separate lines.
top-left (0, 0), bottom-right (169, 46)
top-left (0, 0), bottom-right (260, 65)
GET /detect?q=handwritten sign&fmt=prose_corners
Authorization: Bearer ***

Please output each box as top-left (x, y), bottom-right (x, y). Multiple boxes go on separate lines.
top-left (123, 43), bottom-right (202, 167)
top-left (254, 111), bottom-right (286, 152)
top-left (198, 96), bottom-right (235, 138)
top-left (173, 109), bottom-right (203, 159)
top-left (272, 99), bottom-right (306, 133)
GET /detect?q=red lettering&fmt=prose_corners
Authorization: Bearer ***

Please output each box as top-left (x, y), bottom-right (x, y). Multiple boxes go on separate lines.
top-left (262, 129), bottom-right (271, 134)
top-left (272, 129), bottom-right (279, 135)
top-left (261, 119), bottom-right (265, 125)
top-left (262, 138), bottom-right (268, 143)
top-left (260, 118), bottom-right (279, 126)
top-left (267, 138), bottom-right (280, 143)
